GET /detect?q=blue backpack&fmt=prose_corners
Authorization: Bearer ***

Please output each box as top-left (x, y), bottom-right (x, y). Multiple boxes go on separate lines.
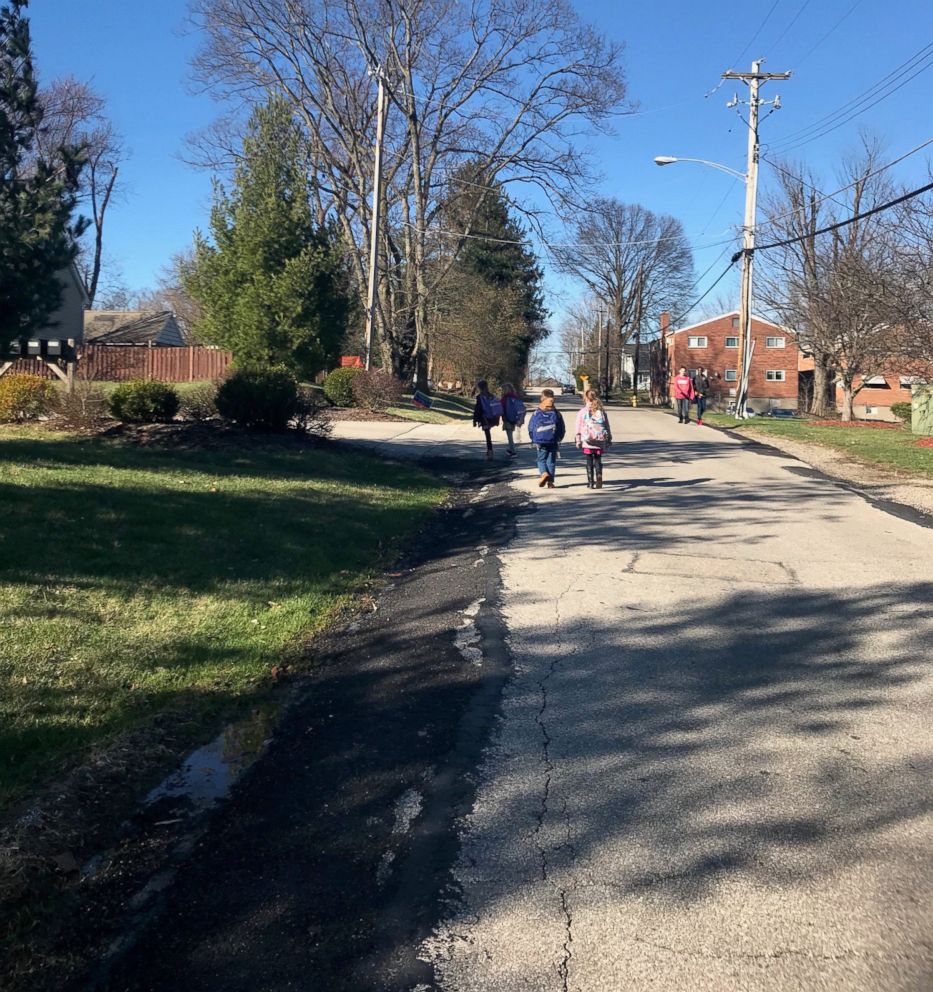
top-left (529, 409), bottom-right (559, 444)
top-left (504, 395), bottom-right (526, 426)
top-left (479, 394), bottom-right (503, 421)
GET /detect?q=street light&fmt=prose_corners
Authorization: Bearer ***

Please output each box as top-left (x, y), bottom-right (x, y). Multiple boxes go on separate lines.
top-left (654, 153), bottom-right (754, 418)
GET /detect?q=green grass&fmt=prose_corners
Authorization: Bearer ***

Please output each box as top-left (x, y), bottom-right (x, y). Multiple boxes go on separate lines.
top-left (0, 428), bottom-right (447, 806)
top-left (386, 392), bottom-right (475, 424)
top-left (701, 412), bottom-right (933, 478)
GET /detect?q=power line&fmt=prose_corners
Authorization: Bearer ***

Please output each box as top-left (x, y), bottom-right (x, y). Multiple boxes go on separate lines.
top-left (744, 179), bottom-right (933, 256)
top-left (728, 0), bottom-right (781, 68)
top-left (668, 257), bottom-right (740, 327)
top-left (757, 135), bottom-right (933, 231)
top-left (788, 0), bottom-right (865, 69)
top-left (768, 41), bottom-right (933, 151)
top-left (766, 0), bottom-right (814, 55)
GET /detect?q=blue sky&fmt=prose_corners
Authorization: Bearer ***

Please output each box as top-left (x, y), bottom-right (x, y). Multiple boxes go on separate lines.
top-left (29, 0), bottom-right (933, 344)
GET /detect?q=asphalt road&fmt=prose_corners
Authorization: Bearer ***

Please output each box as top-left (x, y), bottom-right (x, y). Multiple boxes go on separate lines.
top-left (424, 404), bottom-right (933, 992)
top-left (97, 403), bottom-right (932, 992)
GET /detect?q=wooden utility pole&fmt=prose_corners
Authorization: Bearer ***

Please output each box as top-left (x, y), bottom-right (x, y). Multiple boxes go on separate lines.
top-left (363, 68), bottom-right (387, 371)
top-left (722, 60), bottom-right (790, 417)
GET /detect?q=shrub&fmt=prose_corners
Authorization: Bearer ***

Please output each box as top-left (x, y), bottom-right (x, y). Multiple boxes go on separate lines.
top-left (0, 373), bottom-right (56, 422)
top-left (179, 382), bottom-right (219, 422)
top-left (215, 366), bottom-right (298, 431)
top-left (109, 379), bottom-right (180, 423)
top-left (294, 385), bottom-right (333, 438)
top-left (54, 380), bottom-right (109, 430)
top-left (323, 366), bottom-right (361, 406)
top-left (890, 401), bottom-right (912, 423)
top-left (352, 367), bottom-right (405, 412)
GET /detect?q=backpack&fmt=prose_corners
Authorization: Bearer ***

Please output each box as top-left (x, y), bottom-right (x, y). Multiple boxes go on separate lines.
top-left (530, 409), bottom-right (558, 444)
top-left (583, 409), bottom-right (609, 444)
top-left (503, 395), bottom-right (526, 426)
top-left (479, 393), bottom-right (503, 422)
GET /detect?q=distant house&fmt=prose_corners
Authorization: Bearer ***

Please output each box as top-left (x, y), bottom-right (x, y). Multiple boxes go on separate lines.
top-left (620, 342), bottom-right (652, 392)
top-left (661, 310), bottom-right (800, 413)
top-left (35, 263), bottom-right (89, 343)
top-left (83, 311), bottom-right (186, 347)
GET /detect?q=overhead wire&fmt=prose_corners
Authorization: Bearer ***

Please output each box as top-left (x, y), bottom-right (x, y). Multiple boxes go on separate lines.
top-left (787, 0), bottom-right (866, 69)
top-left (766, 0), bottom-right (814, 55)
top-left (767, 41), bottom-right (933, 152)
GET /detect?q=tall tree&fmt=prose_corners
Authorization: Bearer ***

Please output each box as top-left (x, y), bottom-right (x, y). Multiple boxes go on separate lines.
top-left (185, 96), bottom-right (350, 378)
top-left (0, 0), bottom-right (85, 350)
top-left (187, 0), bottom-right (627, 385)
top-left (37, 76), bottom-right (124, 305)
top-left (552, 198), bottom-right (695, 389)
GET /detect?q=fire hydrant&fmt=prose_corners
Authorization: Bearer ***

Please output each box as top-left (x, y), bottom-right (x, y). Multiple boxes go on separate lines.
top-left (631, 395), bottom-right (638, 407)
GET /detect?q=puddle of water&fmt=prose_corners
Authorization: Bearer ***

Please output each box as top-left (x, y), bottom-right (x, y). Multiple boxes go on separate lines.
top-left (143, 704), bottom-right (278, 812)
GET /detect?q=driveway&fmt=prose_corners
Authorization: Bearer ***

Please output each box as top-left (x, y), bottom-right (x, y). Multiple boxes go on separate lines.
top-left (424, 404), bottom-right (933, 992)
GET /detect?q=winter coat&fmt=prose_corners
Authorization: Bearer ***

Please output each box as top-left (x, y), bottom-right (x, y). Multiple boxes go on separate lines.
top-left (473, 393), bottom-right (501, 428)
top-left (673, 374), bottom-right (696, 400)
top-left (693, 373), bottom-right (710, 395)
top-left (527, 405), bottom-right (566, 446)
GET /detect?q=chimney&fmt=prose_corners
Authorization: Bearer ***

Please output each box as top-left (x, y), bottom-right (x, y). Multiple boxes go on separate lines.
top-left (660, 311), bottom-right (671, 335)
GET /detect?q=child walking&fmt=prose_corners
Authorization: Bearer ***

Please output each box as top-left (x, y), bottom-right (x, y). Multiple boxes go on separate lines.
top-left (500, 382), bottom-right (526, 458)
top-left (575, 389), bottom-right (612, 489)
top-left (527, 389), bottom-right (566, 488)
top-left (472, 379), bottom-right (502, 460)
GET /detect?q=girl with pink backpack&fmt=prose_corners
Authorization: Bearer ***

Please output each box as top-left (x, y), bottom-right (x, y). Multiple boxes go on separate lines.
top-left (575, 389), bottom-right (612, 489)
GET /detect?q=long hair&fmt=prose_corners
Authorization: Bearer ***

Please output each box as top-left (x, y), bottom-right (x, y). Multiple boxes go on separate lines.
top-left (584, 389), bottom-right (605, 415)
top-left (501, 381), bottom-right (515, 395)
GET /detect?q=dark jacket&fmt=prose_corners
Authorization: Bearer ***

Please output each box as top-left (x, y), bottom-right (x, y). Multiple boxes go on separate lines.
top-left (527, 405), bottom-right (566, 446)
top-left (693, 373), bottom-right (710, 395)
top-left (473, 393), bottom-right (501, 428)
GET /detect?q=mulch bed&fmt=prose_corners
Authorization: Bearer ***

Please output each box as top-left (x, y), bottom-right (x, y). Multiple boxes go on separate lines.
top-left (321, 408), bottom-right (410, 423)
top-left (915, 436), bottom-right (933, 448)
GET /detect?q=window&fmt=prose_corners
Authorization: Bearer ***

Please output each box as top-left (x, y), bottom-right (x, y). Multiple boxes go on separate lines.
top-left (724, 369), bottom-right (737, 382)
top-left (765, 336), bottom-right (786, 348)
top-left (725, 336), bottom-right (739, 348)
top-left (687, 335), bottom-right (708, 348)
top-left (765, 370), bottom-right (786, 381)
top-left (728, 387), bottom-right (737, 397)
top-left (687, 368), bottom-right (697, 378)
top-left (863, 376), bottom-right (891, 389)
top-left (731, 316), bottom-right (739, 328)
top-left (865, 406), bottom-right (878, 415)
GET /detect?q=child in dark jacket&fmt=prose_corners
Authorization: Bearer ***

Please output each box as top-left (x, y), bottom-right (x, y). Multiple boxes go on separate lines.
top-left (526, 390), bottom-right (566, 488)
top-left (472, 379), bottom-right (502, 459)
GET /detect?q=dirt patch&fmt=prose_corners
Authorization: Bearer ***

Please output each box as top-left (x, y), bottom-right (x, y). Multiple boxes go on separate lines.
top-left (915, 436), bottom-right (933, 449)
top-left (807, 419), bottom-right (902, 429)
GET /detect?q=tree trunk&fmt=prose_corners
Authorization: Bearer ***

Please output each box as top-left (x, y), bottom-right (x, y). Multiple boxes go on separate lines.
top-left (810, 355), bottom-right (836, 418)
top-left (840, 379), bottom-right (855, 421)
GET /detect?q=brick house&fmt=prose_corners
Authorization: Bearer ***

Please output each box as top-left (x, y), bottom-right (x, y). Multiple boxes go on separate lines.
top-left (661, 311), bottom-right (799, 413)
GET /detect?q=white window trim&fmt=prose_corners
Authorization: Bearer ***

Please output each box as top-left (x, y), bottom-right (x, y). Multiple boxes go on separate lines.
top-left (724, 369), bottom-right (738, 382)
top-left (765, 336), bottom-right (786, 348)
top-left (725, 336), bottom-right (739, 348)
top-left (765, 369), bottom-right (786, 381)
top-left (687, 335), bottom-right (708, 348)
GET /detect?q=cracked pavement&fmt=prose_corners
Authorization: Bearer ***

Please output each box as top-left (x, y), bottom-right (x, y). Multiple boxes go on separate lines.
top-left (422, 404), bottom-right (933, 992)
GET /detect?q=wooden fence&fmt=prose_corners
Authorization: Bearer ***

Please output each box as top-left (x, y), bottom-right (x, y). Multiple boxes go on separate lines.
top-left (7, 345), bottom-right (233, 382)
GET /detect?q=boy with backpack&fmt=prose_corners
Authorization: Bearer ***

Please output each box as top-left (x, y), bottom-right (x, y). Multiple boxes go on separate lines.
top-left (472, 380), bottom-right (502, 460)
top-left (500, 382), bottom-right (526, 459)
top-left (527, 389), bottom-right (566, 488)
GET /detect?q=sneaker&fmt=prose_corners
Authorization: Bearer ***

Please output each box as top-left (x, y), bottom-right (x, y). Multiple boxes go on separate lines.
top-left (538, 473), bottom-right (549, 487)
top-left (698, 418), bottom-right (703, 426)
top-left (507, 450), bottom-right (517, 458)
top-left (546, 481), bottom-right (555, 488)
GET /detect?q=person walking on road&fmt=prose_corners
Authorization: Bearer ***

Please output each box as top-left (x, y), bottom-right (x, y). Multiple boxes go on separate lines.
top-left (500, 382), bottom-right (526, 459)
top-left (575, 389), bottom-right (612, 489)
top-left (673, 366), bottom-right (696, 424)
top-left (472, 380), bottom-right (502, 460)
top-left (693, 367), bottom-right (710, 426)
top-left (527, 389), bottom-right (566, 488)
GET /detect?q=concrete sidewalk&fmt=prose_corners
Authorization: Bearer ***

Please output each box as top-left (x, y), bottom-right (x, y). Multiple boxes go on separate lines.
top-left (424, 405), bottom-right (933, 992)
top-left (327, 418), bottom-right (482, 461)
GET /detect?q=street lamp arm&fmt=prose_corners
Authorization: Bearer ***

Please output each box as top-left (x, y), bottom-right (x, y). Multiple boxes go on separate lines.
top-left (653, 156), bottom-right (746, 181)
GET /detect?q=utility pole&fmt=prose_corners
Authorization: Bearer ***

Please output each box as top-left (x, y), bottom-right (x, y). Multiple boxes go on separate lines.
top-left (363, 67), bottom-right (387, 371)
top-left (594, 307), bottom-right (607, 396)
top-left (722, 60), bottom-right (790, 417)
top-left (631, 264), bottom-right (645, 398)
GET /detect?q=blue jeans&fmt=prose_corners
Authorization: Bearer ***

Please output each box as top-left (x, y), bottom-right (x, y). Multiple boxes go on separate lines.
top-left (536, 444), bottom-right (557, 479)
top-left (696, 395), bottom-right (707, 420)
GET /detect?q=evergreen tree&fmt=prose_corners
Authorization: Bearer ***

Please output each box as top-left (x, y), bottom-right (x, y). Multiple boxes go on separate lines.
top-left (0, 0), bottom-right (86, 351)
top-left (185, 96), bottom-right (349, 379)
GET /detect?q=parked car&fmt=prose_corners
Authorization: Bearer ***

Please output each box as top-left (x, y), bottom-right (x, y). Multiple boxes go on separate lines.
top-left (563, 382), bottom-right (576, 395)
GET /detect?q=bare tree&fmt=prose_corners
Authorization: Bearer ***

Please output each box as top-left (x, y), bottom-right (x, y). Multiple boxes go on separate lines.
top-left (187, 0), bottom-right (627, 385)
top-left (758, 140), bottom-right (904, 419)
top-left (38, 76), bottom-right (125, 305)
top-left (551, 198), bottom-right (694, 392)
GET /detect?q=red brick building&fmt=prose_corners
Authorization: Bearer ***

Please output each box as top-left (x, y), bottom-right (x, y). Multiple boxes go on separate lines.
top-left (662, 311), bottom-right (799, 413)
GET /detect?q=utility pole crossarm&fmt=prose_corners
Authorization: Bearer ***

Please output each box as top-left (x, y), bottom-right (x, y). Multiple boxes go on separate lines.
top-left (722, 70), bottom-right (792, 81)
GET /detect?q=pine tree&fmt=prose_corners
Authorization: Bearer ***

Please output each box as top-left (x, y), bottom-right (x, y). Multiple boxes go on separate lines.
top-left (185, 96), bottom-right (350, 379)
top-left (0, 0), bottom-right (86, 351)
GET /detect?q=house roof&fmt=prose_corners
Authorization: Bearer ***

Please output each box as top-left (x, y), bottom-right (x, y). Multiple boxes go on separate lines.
top-left (84, 311), bottom-right (186, 346)
top-left (668, 311), bottom-right (789, 336)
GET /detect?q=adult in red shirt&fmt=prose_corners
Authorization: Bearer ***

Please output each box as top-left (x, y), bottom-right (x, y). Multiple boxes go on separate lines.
top-left (673, 366), bottom-right (696, 424)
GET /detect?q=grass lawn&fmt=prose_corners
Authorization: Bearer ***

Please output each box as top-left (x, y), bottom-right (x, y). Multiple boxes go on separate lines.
top-left (0, 427), bottom-right (447, 808)
top-left (386, 392), bottom-right (475, 424)
top-left (701, 412), bottom-right (933, 478)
